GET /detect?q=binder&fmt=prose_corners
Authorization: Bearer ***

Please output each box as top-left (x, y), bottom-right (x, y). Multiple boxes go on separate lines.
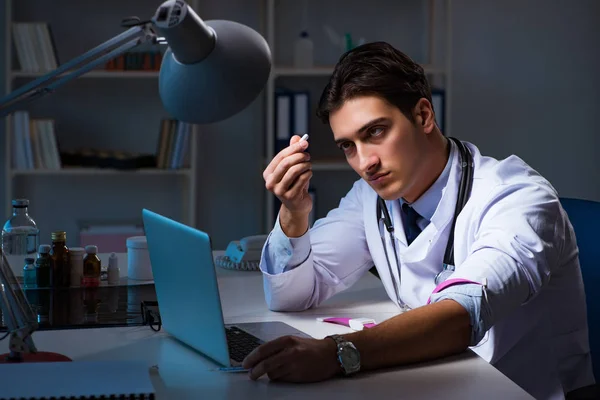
top-left (431, 89), bottom-right (445, 133)
top-left (292, 91), bottom-right (309, 140)
top-left (274, 90), bottom-right (292, 155)
top-left (274, 89), bottom-right (310, 155)
top-left (0, 360), bottom-right (155, 399)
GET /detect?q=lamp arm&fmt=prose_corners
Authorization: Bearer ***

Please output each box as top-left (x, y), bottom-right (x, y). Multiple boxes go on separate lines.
top-left (0, 23), bottom-right (158, 118)
top-left (0, 248), bottom-right (38, 360)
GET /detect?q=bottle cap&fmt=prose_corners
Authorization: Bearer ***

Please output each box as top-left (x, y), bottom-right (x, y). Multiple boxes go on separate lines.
top-left (69, 247), bottom-right (86, 256)
top-left (24, 258), bottom-right (35, 264)
top-left (38, 244), bottom-right (51, 253)
top-left (12, 199), bottom-right (29, 208)
top-left (126, 236), bottom-right (148, 249)
top-left (108, 252), bottom-right (118, 268)
top-left (85, 245), bottom-right (98, 254)
top-left (51, 231), bottom-right (67, 241)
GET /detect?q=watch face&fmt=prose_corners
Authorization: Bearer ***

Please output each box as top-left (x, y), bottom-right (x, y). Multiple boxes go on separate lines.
top-left (340, 344), bottom-right (360, 370)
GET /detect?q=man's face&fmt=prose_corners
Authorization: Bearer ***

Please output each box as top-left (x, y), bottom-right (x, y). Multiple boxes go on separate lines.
top-left (329, 95), bottom-right (429, 201)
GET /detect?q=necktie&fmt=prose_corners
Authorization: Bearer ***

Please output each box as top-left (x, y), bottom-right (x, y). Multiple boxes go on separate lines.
top-left (401, 203), bottom-right (422, 245)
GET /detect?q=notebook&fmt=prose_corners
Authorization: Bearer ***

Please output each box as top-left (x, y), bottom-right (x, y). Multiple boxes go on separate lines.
top-left (0, 360), bottom-right (155, 399)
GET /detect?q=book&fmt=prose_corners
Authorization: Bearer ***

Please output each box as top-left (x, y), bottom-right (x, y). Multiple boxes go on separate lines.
top-left (0, 360), bottom-right (155, 399)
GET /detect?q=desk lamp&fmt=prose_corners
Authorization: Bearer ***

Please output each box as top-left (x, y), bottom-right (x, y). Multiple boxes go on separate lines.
top-left (0, 0), bottom-right (271, 362)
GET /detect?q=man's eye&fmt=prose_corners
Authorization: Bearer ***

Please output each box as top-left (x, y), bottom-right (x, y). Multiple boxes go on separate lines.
top-left (369, 127), bottom-right (384, 137)
top-left (339, 142), bottom-right (353, 151)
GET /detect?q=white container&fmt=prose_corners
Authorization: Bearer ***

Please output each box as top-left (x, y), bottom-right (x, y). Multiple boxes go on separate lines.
top-left (293, 31), bottom-right (314, 69)
top-left (69, 247), bottom-right (85, 287)
top-left (126, 236), bottom-right (153, 280)
top-left (107, 252), bottom-right (120, 285)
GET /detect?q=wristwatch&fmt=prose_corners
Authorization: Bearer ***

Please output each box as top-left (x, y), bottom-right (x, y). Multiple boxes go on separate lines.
top-left (327, 334), bottom-right (361, 376)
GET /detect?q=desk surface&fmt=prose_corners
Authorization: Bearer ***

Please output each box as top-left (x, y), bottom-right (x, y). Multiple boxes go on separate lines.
top-left (1, 252), bottom-right (534, 399)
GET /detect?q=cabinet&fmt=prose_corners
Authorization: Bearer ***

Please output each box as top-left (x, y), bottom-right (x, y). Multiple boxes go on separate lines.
top-left (261, 0), bottom-right (452, 231)
top-left (2, 0), bottom-right (200, 245)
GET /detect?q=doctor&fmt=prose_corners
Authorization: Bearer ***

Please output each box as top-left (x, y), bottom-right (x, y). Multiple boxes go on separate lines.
top-left (242, 42), bottom-right (594, 399)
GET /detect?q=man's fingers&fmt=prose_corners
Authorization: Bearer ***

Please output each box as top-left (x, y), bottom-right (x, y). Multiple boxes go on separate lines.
top-left (266, 154), bottom-right (310, 193)
top-left (242, 336), bottom-right (292, 370)
top-left (285, 170), bottom-right (313, 200)
top-left (248, 347), bottom-right (292, 381)
top-left (277, 162), bottom-right (312, 193)
top-left (289, 134), bottom-right (302, 146)
top-left (264, 137), bottom-right (309, 177)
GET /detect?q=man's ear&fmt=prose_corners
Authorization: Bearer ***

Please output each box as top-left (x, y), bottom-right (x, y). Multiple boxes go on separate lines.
top-left (412, 98), bottom-right (436, 134)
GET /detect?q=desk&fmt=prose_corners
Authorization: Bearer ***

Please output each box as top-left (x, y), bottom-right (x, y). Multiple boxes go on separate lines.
top-left (1, 252), bottom-right (534, 399)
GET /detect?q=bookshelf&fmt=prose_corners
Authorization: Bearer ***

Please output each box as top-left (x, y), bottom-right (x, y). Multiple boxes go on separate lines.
top-left (262, 0), bottom-right (453, 231)
top-left (2, 0), bottom-right (200, 245)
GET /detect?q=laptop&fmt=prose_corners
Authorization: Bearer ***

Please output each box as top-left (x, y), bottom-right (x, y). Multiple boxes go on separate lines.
top-left (141, 208), bottom-right (312, 368)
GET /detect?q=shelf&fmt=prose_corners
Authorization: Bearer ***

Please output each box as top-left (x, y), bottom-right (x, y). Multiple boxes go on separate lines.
top-left (11, 70), bottom-right (160, 79)
top-left (312, 161), bottom-right (353, 172)
top-left (263, 159), bottom-right (352, 172)
top-left (10, 168), bottom-right (191, 177)
top-left (274, 64), bottom-right (445, 78)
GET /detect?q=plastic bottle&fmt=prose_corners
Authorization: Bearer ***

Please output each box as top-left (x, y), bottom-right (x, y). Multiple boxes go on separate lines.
top-left (293, 31), bottom-right (314, 69)
top-left (1, 199), bottom-right (40, 278)
top-left (69, 247), bottom-right (85, 287)
top-left (107, 252), bottom-right (120, 285)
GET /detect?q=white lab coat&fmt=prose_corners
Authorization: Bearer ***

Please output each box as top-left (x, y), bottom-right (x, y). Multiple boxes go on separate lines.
top-left (260, 141), bottom-right (595, 399)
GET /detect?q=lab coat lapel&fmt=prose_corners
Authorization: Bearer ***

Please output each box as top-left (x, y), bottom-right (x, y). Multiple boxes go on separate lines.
top-left (402, 141), bottom-right (463, 264)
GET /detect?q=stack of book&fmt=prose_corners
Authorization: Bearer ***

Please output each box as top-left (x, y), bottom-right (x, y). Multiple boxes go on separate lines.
top-left (155, 119), bottom-right (192, 169)
top-left (9, 113), bottom-right (191, 171)
top-left (104, 51), bottom-right (164, 71)
top-left (11, 110), bottom-right (61, 170)
top-left (12, 22), bottom-right (59, 72)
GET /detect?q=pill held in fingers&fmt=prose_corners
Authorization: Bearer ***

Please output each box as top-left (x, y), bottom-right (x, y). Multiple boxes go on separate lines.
top-left (300, 134), bottom-right (309, 142)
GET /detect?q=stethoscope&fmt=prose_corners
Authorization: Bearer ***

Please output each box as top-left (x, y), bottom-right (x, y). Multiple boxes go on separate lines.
top-left (376, 137), bottom-right (474, 308)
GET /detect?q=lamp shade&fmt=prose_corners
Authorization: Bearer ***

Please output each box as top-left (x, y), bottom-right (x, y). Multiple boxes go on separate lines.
top-left (157, 19), bottom-right (272, 124)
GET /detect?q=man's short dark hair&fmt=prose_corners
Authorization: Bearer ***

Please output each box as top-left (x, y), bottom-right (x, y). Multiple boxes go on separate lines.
top-left (316, 42), bottom-right (432, 125)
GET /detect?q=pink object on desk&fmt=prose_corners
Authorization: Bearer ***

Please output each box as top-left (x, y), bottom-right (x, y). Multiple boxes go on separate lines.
top-left (318, 317), bottom-right (376, 331)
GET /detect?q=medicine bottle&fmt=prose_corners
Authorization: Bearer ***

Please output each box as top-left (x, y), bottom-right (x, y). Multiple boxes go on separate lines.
top-left (107, 252), bottom-right (120, 285)
top-left (23, 257), bottom-right (36, 289)
top-left (82, 245), bottom-right (101, 287)
top-left (50, 231), bottom-right (70, 287)
top-left (35, 244), bottom-right (52, 288)
top-left (69, 247), bottom-right (85, 287)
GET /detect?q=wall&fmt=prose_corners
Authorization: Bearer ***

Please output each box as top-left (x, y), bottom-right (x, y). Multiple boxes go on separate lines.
top-left (0, 2), bottom-right (5, 219)
top-left (191, 0), bottom-right (265, 249)
top-left (451, 0), bottom-right (600, 201)
top-left (1, 0), bottom-right (599, 250)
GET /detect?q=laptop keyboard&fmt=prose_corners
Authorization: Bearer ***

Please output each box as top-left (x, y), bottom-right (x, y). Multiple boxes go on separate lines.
top-left (225, 326), bottom-right (263, 362)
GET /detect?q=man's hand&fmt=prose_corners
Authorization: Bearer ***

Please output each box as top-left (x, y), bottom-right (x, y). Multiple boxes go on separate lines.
top-left (263, 135), bottom-right (312, 216)
top-left (263, 135), bottom-right (313, 237)
top-left (242, 335), bottom-right (341, 382)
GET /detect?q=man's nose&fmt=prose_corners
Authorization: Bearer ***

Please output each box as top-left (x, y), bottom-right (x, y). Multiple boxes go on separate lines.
top-left (358, 147), bottom-right (379, 174)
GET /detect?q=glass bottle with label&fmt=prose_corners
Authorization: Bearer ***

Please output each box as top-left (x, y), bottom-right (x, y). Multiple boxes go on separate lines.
top-left (82, 245), bottom-right (101, 287)
top-left (23, 257), bottom-right (36, 288)
top-left (1, 199), bottom-right (40, 278)
top-left (50, 231), bottom-right (70, 287)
